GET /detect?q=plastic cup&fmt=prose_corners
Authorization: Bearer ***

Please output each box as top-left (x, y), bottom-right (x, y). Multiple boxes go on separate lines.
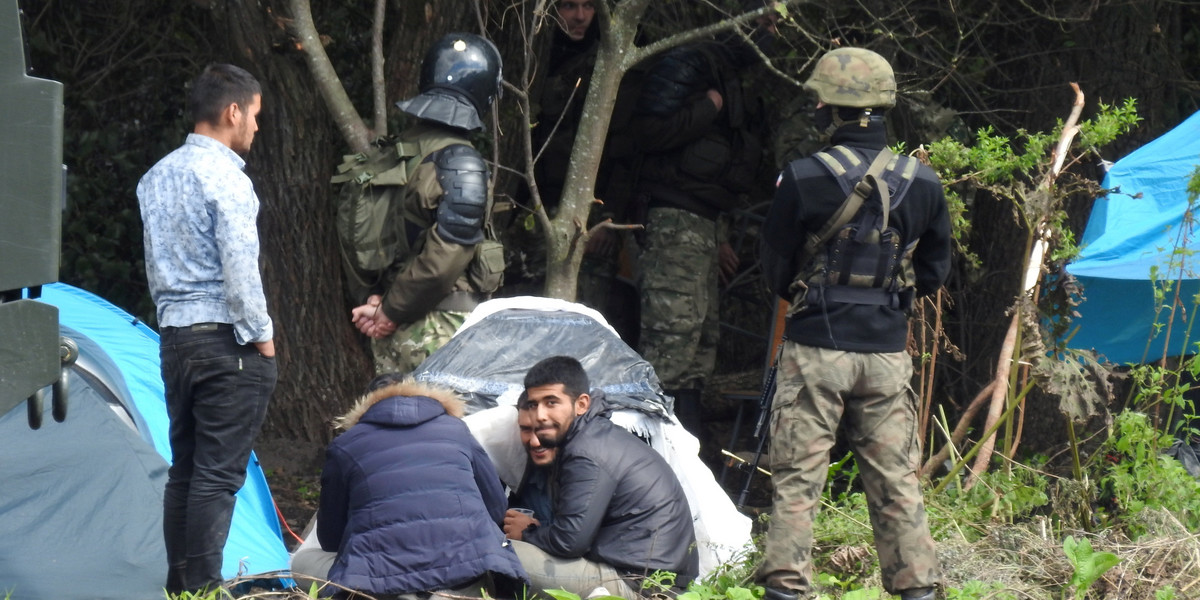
top-left (512, 508), bottom-right (535, 518)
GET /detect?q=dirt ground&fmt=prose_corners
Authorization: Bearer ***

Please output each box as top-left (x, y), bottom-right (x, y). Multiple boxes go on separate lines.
top-left (255, 436), bottom-right (327, 550)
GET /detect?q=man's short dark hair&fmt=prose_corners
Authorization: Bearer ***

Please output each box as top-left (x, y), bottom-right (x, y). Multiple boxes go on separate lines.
top-left (188, 63), bottom-right (262, 127)
top-left (524, 355), bottom-right (589, 399)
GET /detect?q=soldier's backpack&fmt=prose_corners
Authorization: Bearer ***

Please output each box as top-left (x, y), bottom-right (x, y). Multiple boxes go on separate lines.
top-left (788, 145), bottom-right (921, 314)
top-left (331, 132), bottom-right (504, 294)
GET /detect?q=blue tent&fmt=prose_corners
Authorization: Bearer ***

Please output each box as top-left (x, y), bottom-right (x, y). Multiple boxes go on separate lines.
top-left (1067, 111), bottom-right (1200, 364)
top-left (0, 283), bottom-right (289, 599)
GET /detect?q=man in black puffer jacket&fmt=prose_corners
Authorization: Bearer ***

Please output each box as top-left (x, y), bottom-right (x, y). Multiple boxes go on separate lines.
top-left (503, 356), bottom-right (697, 599)
top-left (626, 9), bottom-right (777, 437)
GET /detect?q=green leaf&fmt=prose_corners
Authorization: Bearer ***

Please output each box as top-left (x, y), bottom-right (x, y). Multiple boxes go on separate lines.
top-left (1064, 536), bottom-right (1120, 598)
top-left (544, 589), bottom-right (583, 600)
top-left (725, 586), bottom-right (756, 600)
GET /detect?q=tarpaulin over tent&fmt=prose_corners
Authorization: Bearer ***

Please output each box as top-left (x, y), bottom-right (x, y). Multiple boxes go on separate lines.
top-left (1067, 111), bottom-right (1200, 364)
top-left (416, 297), bottom-right (673, 419)
top-left (417, 297), bottom-right (753, 578)
top-left (0, 284), bottom-right (290, 599)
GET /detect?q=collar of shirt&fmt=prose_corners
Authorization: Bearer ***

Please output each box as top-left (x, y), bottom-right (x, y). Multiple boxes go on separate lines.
top-left (185, 132), bottom-right (246, 171)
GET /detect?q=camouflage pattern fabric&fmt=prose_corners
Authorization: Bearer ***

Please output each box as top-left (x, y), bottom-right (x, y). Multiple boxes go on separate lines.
top-left (637, 207), bottom-right (719, 390)
top-left (804, 48), bottom-right (896, 109)
top-left (759, 342), bottom-right (939, 595)
top-left (772, 95), bottom-right (826, 168)
top-left (370, 309), bottom-right (468, 375)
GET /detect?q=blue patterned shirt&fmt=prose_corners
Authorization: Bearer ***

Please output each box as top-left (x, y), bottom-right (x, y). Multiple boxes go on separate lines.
top-left (137, 133), bottom-right (273, 345)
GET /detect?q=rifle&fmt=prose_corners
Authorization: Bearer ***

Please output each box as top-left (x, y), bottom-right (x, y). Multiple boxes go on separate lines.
top-left (732, 338), bottom-right (786, 509)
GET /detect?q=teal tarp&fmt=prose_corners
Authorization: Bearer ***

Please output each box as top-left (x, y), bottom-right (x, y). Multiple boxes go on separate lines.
top-left (1067, 111), bottom-right (1200, 363)
top-left (0, 283), bottom-right (289, 599)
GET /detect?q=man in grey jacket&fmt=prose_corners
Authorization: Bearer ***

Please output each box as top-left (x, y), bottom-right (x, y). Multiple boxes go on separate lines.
top-left (503, 356), bottom-right (697, 599)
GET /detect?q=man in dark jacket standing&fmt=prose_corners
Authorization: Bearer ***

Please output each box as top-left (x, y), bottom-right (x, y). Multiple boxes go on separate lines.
top-left (314, 374), bottom-right (527, 599)
top-left (627, 12), bottom-right (776, 435)
top-left (504, 356), bottom-right (697, 599)
top-left (756, 48), bottom-right (950, 600)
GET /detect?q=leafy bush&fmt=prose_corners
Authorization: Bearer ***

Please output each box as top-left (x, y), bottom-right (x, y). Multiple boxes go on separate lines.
top-left (928, 459), bottom-right (1051, 543)
top-left (1096, 411), bottom-right (1200, 536)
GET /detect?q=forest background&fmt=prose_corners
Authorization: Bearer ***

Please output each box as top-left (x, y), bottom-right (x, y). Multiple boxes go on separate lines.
top-left (15, 1), bottom-right (1200, 596)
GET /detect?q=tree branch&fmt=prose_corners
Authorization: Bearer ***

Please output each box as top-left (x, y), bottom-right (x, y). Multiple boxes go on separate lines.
top-left (586, 218), bottom-right (644, 237)
top-left (622, 0), bottom-right (804, 70)
top-left (371, 0), bottom-right (387, 137)
top-left (968, 85), bottom-right (1087, 487)
top-left (284, 0), bottom-right (371, 153)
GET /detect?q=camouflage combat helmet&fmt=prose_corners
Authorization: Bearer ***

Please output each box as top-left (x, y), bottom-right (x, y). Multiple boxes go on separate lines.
top-left (804, 47), bottom-right (896, 109)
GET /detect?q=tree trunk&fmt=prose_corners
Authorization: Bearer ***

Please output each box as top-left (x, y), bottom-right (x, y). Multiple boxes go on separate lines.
top-left (204, 0), bottom-right (374, 443)
top-left (540, 0), bottom-right (654, 300)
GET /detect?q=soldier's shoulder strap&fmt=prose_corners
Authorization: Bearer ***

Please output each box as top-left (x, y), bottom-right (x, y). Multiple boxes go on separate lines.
top-left (330, 129), bottom-right (472, 187)
top-left (812, 145), bottom-right (920, 210)
top-left (795, 147), bottom-right (895, 269)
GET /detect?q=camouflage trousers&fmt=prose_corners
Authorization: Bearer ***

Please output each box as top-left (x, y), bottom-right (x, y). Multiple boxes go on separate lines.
top-left (637, 207), bottom-right (719, 390)
top-left (370, 309), bottom-right (468, 375)
top-left (758, 342), bottom-right (939, 595)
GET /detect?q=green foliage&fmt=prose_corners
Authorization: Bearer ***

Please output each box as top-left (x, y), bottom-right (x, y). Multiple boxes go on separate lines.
top-left (831, 588), bottom-right (882, 600)
top-left (1096, 411), bottom-right (1200, 536)
top-left (20, 1), bottom-right (212, 321)
top-left (1078, 99), bottom-right (1143, 151)
top-left (945, 580), bottom-right (1018, 600)
top-left (926, 99), bottom-right (1140, 269)
top-left (1062, 535), bottom-right (1120, 599)
top-left (813, 454), bottom-right (873, 548)
top-left (680, 580), bottom-right (761, 600)
top-left (1127, 363), bottom-right (1196, 436)
top-left (1155, 587), bottom-right (1178, 600)
top-left (162, 588), bottom-right (233, 600)
top-left (927, 459), bottom-right (1050, 542)
top-left (815, 572), bottom-right (864, 593)
top-left (295, 484), bottom-right (320, 504)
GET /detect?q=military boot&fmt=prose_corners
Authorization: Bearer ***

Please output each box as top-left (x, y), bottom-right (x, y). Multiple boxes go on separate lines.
top-left (761, 587), bottom-right (800, 600)
top-left (900, 587), bottom-right (935, 600)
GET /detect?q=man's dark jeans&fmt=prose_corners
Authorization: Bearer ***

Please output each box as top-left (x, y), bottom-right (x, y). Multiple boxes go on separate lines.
top-left (160, 323), bottom-right (275, 594)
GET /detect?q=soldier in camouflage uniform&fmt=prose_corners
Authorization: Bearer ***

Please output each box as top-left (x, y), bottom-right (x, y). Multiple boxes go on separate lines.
top-left (757, 48), bottom-right (951, 600)
top-left (628, 11), bottom-right (777, 434)
top-left (348, 34), bottom-right (504, 375)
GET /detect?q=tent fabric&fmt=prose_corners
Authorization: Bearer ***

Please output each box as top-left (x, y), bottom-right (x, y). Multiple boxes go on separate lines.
top-left (0, 283), bottom-right (289, 599)
top-left (1066, 111), bottom-right (1200, 363)
top-left (417, 296), bottom-right (672, 421)
top-left (0, 330), bottom-right (169, 600)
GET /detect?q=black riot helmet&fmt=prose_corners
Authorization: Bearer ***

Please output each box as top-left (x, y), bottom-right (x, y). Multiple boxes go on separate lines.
top-left (420, 33), bottom-right (503, 116)
top-left (398, 33), bottom-right (503, 131)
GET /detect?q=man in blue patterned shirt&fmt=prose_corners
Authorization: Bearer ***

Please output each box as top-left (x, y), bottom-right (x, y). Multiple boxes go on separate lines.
top-left (137, 63), bottom-right (276, 597)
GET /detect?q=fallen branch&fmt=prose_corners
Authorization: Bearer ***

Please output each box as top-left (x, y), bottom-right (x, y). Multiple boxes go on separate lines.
top-left (921, 378), bottom-right (996, 478)
top-left (966, 84), bottom-right (1086, 487)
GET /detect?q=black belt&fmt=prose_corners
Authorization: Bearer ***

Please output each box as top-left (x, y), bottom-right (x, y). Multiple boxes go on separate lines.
top-left (807, 285), bottom-right (914, 310)
top-left (164, 322), bottom-right (232, 333)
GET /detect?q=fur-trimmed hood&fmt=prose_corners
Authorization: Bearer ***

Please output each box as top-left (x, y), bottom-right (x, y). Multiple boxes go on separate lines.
top-left (334, 379), bottom-right (466, 431)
